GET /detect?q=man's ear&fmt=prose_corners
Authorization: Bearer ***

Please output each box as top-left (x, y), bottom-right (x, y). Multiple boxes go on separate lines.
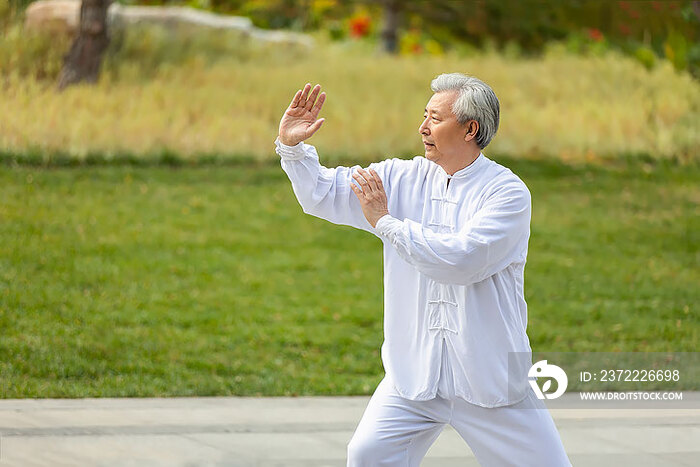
top-left (464, 120), bottom-right (479, 143)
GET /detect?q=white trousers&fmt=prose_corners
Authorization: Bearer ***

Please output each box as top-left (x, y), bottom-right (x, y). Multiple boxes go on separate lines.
top-left (347, 376), bottom-right (571, 467)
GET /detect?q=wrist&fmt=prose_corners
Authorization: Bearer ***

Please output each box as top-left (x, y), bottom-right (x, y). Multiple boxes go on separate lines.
top-left (278, 135), bottom-right (301, 147)
top-left (372, 211), bottom-right (390, 228)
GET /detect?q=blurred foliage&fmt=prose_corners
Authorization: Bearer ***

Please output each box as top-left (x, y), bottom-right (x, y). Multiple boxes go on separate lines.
top-left (6, 1), bottom-right (699, 75)
top-left (6, 0), bottom-right (31, 11)
top-left (0, 0), bottom-right (9, 19)
top-left (107, 0), bottom-right (700, 76)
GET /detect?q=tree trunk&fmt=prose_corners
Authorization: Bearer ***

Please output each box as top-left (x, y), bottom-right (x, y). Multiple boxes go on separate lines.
top-left (380, 0), bottom-right (401, 54)
top-left (57, 0), bottom-right (111, 90)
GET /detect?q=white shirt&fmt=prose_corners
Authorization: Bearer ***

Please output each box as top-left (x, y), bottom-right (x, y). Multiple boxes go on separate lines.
top-left (275, 138), bottom-right (533, 408)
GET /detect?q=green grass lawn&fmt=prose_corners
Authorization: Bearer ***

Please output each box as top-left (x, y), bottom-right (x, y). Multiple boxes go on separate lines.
top-left (0, 157), bottom-right (697, 398)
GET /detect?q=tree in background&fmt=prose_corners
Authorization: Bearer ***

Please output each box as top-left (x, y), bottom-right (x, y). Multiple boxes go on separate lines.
top-left (57, 0), bottom-right (111, 90)
top-left (379, 0), bottom-right (399, 54)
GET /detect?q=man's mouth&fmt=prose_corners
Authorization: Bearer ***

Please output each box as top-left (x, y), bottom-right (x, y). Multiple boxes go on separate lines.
top-left (423, 141), bottom-right (435, 148)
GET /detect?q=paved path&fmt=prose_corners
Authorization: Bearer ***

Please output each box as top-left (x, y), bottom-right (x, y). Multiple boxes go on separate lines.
top-left (0, 394), bottom-right (698, 466)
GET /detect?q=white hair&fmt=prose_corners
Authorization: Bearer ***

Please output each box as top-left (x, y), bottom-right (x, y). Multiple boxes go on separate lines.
top-left (430, 73), bottom-right (500, 149)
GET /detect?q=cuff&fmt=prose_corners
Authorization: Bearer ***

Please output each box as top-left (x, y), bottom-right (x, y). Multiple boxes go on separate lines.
top-left (374, 214), bottom-right (402, 239)
top-left (274, 137), bottom-right (307, 161)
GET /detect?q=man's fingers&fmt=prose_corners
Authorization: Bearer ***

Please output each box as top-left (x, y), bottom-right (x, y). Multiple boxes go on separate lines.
top-left (350, 183), bottom-right (363, 198)
top-left (353, 169), bottom-right (386, 197)
top-left (352, 172), bottom-right (371, 195)
top-left (305, 85), bottom-right (321, 111)
top-left (358, 168), bottom-right (378, 192)
top-left (299, 83), bottom-right (311, 107)
top-left (370, 169), bottom-right (384, 189)
top-left (352, 172), bottom-right (368, 187)
top-left (311, 92), bottom-right (326, 118)
top-left (290, 89), bottom-right (302, 108)
top-left (306, 118), bottom-right (325, 137)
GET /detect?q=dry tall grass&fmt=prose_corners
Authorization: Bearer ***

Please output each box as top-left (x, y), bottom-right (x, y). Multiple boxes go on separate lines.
top-left (1, 37), bottom-right (698, 163)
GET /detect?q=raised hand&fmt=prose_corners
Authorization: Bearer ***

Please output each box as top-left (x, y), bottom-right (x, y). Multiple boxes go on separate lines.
top-left (278, 83), bottom-right (326, 146)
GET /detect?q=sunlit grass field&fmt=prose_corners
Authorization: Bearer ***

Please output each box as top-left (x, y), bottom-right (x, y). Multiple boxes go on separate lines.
top-left (1, 19), bottom-right (697, 398)
top-left (1, 157), bottom-right (697, 397)
top-left (1, 35), bottom-right (698, 164)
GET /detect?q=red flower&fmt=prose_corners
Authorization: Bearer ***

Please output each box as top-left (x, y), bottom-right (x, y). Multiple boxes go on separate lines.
top-left (411, 43), bottom-right (423, 54)
top-left (349, 15), bottom-right (371, 38)
top-left (587, 28), bottom-right (604, 42)
top-left (618, 1), bottom-right (630, 10)
top-left (651, 1), bottom-right (663, 11)
top-left (618, 24), bottom-right (631, 36)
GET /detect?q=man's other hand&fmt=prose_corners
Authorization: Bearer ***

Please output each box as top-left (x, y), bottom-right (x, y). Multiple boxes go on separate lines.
top-left (278, 83), bottom-right (326, 146)
top-left (351, 168), bottom-right (390, 228)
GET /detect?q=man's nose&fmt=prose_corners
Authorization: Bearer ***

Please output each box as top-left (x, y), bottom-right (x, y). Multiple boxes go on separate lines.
top-left (419, 119), bottom-right (430, 135)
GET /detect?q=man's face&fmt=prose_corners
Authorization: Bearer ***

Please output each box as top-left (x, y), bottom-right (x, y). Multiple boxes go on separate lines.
top-left (418, 91), bottom-right (468, 164)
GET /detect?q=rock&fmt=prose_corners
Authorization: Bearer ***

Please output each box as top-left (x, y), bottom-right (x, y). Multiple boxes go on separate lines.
top-left (24, 0), bottom-right (80, 35)
top-left (108, 4), bottom-right (253, 31)
top-left (24, 1), bottom-right (312, 47)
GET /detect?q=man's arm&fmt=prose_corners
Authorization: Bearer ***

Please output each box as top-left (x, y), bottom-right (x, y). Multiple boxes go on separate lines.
top-left (277, 83), bottom-right (391, 233)
top-left (353, 169), bottom-right (530, 285)
top-left (277, 139), bottom-right (390, 233)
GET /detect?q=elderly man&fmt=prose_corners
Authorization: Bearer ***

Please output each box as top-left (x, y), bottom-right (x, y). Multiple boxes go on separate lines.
top-left (275, 74), bottom-right (571, 466)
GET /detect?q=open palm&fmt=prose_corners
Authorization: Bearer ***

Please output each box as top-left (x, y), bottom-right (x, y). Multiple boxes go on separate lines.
top-left (278, 83), bottom-right (326, 146)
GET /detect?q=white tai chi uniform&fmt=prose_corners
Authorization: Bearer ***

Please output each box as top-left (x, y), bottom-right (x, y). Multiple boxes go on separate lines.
top-left (276, 138), bottom-right (571, 466)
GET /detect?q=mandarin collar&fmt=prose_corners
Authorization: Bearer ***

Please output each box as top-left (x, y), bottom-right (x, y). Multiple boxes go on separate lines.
top-left (437, 153), bottom-right (486, 180)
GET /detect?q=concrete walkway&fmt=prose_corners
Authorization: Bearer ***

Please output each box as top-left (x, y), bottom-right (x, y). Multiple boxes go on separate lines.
top-left (0, 394), bottom-right (698, 466)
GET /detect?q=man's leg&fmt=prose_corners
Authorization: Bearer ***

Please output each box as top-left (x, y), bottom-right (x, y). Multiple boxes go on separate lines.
top-left (449, 389), bottom-right (571, 467)
top-left (347, 377), bottom-right (448, 467)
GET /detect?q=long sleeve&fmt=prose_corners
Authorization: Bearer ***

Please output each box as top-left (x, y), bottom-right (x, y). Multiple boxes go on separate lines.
top-left (276, 137), bottom-right (392, 234)
top-left (375, 182), bottom-right (531, 286)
